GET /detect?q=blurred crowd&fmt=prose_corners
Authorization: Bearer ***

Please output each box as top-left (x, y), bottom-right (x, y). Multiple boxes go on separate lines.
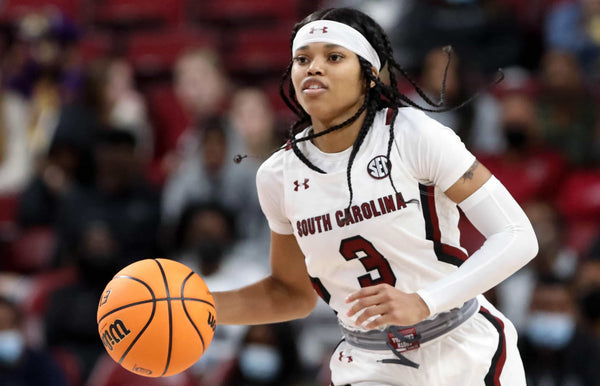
top-left (0, 0), bottom-right (600, 385)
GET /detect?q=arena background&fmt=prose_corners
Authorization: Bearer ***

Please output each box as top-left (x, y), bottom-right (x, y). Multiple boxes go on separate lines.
top-left (0, 0), bottom-right (599, 385)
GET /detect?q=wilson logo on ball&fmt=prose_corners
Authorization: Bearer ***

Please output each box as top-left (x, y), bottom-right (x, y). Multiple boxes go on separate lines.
top-left (101, 319), bottom-right (131, 351)
top-left (367, 156), bottom-right (390, 179)
top-left (207, 312), bottom-right (216, 332)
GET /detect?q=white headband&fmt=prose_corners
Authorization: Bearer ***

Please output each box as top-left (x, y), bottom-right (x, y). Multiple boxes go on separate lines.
top-left (292, 20), bottom-right (381, 71)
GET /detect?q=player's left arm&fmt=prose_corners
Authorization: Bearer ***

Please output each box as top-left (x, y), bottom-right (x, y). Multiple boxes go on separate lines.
top-left (348, 160), bottom-right (538, 328)
top-left (418, 159), bottom-right (538, 316)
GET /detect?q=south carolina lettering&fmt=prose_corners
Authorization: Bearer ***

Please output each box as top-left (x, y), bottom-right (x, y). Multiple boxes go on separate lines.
top-left (296, 192), bottom-right (412, 237)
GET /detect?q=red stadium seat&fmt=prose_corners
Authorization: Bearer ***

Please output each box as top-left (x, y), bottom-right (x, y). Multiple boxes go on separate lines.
top-left (87, 354), bottom-right (198, 386)
top-left (226, 25), bottom-right (294, 75)
top-left (94, 0), bottom-right (185, 28)
top-left (556, 170), bottom-right (600, 220)
top-left (127, 28), bottom-right (217, 77)
top-left (7, 227), bottom-right (56, 273)
top-left (0, 0), bottom-right (83, 23)
top-left (555, 170), bottom-right (600, 254)
top-left (24, 267), bottom-right (79, 317)
top-left (264, 80), bottom-right (296, 119)
top-left (145, 83), bottom-right (190, 159)
top-left (196, 0), bottom-right (299, 25)
top-left (564, 219), bottom-right (598, 255)
top-left (77, 31), bottom-right (113, 64)
top-left (51, 347), bottom-right (83, 386)
top-left (0, 194), bottom-right (18, 223)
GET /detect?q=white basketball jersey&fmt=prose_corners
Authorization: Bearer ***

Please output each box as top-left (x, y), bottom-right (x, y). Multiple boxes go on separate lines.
top-left (256, 107), bottom-right (476, 329)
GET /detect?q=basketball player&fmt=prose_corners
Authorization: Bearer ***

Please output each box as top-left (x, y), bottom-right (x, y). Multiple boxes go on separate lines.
top-left (212, 7), bottom-right (538, 385)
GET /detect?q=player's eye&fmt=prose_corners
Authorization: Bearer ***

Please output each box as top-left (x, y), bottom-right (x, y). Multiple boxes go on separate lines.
top-left (293, 56), bottom-right (309, 64)
top-left (329, 53), bottom-right (344, 62)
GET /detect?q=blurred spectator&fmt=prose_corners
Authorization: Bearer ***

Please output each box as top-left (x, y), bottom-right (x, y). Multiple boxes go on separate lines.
top-left (229, 87), bottom-right (283, 164)
top-left (172, 202), bottom-right (267, 378)
top-left (407, 47), bottom-right (502, 154)
top-left (18, 60), bottom-right (105, 229)
top-left (536, 50), bottom-right (599, 166)
top-left (157, 48), bottom-right (234, 178)
top-left (384, 0), bottom-right (521, 74)
top-left (173, 202), bottom-right (237, 277)
top-left (0, 70), bottom-right (31, 195)
top-left (175, 49), bottom-right (229, 125)
top-left (574, 252), bottom-right (600, 339)
top-left (206, 323), bottom-right (304, 386)
top-left (8, 12), bottom-right (82, 162)
top-left (17, 134), bottom-right (90, 228)
top-left (54, 128), bottom-right (161, 267)
top-left (4, 12), bottom-right (80, 99)
top-left (161, 116), bottom-right (264, 243)
top-left (519, 277), bottom-right (600, 386)
top-left (26, 73), bottom-right (62, 164)
top-left (92, 58), bottom-right (153, 162)
top-left (43, 267), bottom-right (106, 383)
top-left (0, 295), bottom-right (67, 386)
top-left (578, 284), bottom-right (600, 338)
top-left (527, 202), bottom-right (578, 281)
top-left (496, 201), bottom-right (577, 331)
top-left (545, 0), bottom-right (600, 80)
top-left (478, 77), bottom-right (567, 204)
top-left (497, 0), bottom-right (554, 69)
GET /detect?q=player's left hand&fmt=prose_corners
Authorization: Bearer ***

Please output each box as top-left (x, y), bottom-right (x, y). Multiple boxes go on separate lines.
top-left (345, 284), bottom-right (430, 329)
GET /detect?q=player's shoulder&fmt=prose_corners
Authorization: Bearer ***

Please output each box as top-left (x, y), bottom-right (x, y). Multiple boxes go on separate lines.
top-left (256, 142), bottom-right (289, 183)
top-left (394, 107), bottom-right (443, 131)
top-left (391, 106), bottom-right (457, 142)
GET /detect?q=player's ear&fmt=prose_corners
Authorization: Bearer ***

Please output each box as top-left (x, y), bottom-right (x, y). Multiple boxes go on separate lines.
top-left (370, 66), bottom-right (379, 88)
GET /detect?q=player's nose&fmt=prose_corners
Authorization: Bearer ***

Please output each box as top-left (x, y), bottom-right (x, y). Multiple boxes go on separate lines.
top-left (307, 57), bottom-right (325, 76)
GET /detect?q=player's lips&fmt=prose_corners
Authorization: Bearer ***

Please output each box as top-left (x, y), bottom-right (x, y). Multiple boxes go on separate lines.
top-left (301, 78), bottom-right (328, 95)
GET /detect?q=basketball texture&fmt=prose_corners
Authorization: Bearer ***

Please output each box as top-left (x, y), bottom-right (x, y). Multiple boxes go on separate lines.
top-left (96, 258), bottom-right (216, 377)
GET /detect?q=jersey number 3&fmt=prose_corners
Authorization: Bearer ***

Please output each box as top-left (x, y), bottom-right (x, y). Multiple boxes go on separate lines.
top-left (340, 236), bottom-right (397, 287)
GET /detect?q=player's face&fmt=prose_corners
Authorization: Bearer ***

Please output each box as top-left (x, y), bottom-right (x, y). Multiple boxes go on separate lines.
top-left (291, 42), bottom-right (365, 125)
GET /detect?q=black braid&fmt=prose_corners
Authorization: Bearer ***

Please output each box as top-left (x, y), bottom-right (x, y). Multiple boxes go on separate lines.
top-left (385, 108), bottom-right (399, 194)
top-left (345, 60), bottom-right (380, 207)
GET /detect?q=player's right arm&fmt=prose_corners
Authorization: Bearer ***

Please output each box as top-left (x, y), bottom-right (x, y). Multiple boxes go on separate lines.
top-left (212, 230), bottom-right (318, 325)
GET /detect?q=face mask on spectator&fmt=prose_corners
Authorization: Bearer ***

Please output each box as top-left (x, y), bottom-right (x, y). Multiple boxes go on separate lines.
top-left (239, 343), bottom-right (282, 383)
top-left (526, 311), bottom-right (575, 350)
top-left (503, 124), bottom-right (530, 151)
top-left (196, 240), bottom-right (226, 266)
top-left (0, 329), bottom-right (25, 366)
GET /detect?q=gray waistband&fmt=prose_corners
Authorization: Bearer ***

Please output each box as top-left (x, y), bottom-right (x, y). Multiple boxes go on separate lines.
top-left (341, 298), bottom-right (479, 352)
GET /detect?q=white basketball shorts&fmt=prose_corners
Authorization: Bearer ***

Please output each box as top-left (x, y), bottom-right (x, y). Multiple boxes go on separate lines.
top-left (330, 296), bottom-right (526, 386)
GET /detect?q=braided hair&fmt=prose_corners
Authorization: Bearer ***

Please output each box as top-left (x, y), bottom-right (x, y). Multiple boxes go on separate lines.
top-left (279, 8), bottom-right (499, 207)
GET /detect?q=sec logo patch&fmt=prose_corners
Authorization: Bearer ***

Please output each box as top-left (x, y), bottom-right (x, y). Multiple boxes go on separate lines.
top-left (367, 156), bottom-right (390, 179)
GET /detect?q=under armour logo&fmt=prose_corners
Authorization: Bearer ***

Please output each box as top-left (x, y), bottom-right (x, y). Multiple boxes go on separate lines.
top-left (293, 178), bottom-right (310, 191)
top-left (338, 351), bottom-right (353, 363)
top-left (309, 26), bottom-right (328, 34)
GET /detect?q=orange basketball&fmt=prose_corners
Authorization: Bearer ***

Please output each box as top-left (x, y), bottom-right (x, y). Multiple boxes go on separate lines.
top-left (96, 258), bottom-right (216, 377)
